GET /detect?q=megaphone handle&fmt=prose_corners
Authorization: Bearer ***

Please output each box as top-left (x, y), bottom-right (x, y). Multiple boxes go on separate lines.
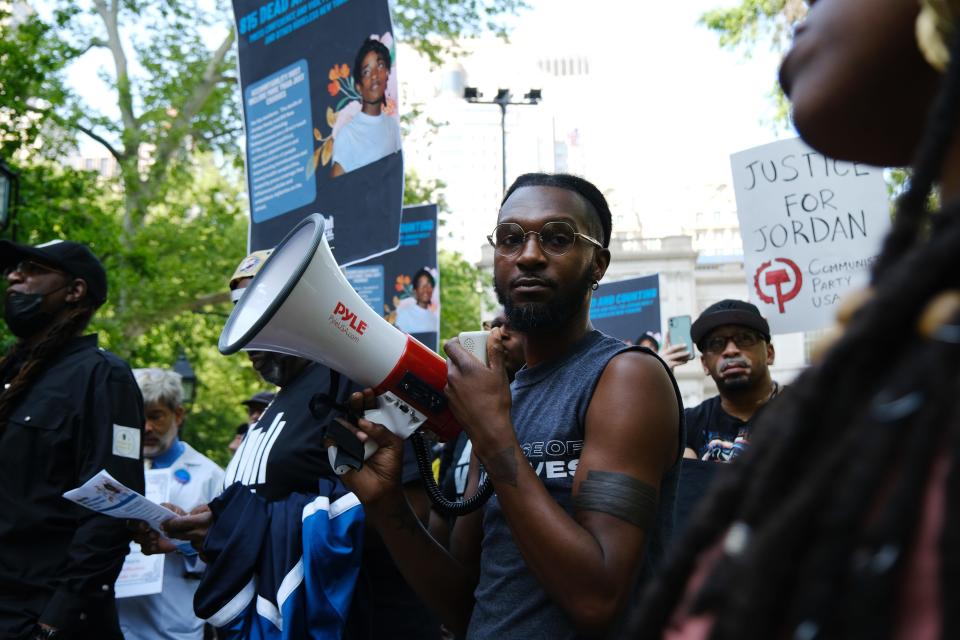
top-left (328, 440), bottom-right (380, 476)
top-left (326, 420), bottom-right (377, 475)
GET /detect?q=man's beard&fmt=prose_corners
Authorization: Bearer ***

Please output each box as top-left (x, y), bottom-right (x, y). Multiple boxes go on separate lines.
top-left (714, 357), bottom-right (754, 393)
top-left (494, 264), bottom-right (594, 332)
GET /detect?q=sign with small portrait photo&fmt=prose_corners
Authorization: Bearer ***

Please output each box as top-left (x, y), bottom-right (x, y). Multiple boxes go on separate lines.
top-left (232, 0), bottom-right (403, 265)
top-left (345, 204), bottom-right (439, 352)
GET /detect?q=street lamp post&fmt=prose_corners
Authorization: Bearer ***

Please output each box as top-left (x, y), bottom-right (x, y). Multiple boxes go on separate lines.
top-left (464, 87), bottom-right (542, 195)
top-left (0, 161), bottom-right (19, 238)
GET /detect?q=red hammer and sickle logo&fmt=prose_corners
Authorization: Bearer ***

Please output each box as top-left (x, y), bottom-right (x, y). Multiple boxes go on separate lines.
top-left (754, 258), bottom-right (803, 314)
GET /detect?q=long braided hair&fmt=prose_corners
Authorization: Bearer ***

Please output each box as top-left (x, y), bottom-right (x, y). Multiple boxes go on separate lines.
top-left (625, 25), bottom-right (960, 640)
top-left (0, 301), bottom-right (96, 430)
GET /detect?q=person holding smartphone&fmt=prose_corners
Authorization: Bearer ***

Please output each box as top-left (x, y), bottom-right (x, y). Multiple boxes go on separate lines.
top-left (682, 299), bottom-right (781, 462)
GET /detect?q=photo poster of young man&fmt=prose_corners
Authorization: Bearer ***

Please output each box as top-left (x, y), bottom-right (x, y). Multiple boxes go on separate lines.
top-left (232, 0), bottom-right (404, 266)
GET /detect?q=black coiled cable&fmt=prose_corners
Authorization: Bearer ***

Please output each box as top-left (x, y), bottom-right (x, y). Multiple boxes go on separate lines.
top-left (410, 431), bottom-right (494, 517)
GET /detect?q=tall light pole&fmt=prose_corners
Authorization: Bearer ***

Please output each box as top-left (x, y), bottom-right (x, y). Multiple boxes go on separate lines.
top-left (464, 87), bottom-right (542, 195)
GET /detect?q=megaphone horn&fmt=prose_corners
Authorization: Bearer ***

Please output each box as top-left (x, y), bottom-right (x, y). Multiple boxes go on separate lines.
top-left (219, 214), bottom-right (460, 444)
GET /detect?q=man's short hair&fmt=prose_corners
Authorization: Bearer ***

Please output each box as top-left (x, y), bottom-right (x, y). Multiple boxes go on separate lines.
top-left (412, 268), bottom-right (435, 289)
top-left (134, 368), bottom-right (184, 411)
top-left (353, 38), bottom-right (391, 86)
top-left (502, 173), bottom-right (612, 247)
top-left (691, 299), bottom-right (771, 349)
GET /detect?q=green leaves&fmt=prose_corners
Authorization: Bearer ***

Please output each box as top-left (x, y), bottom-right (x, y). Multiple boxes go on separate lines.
top-left (392, 0), bottom-right (528, 65)
top-left (439, 249), bottom-right (484, 346)
top-left (700, 0), bottom-right (808, 130)
top-left (700, 0), bottom-right (805, 54)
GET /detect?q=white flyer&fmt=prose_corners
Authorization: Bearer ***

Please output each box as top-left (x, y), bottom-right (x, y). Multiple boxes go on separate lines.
top-left (63, 469), bottom-right (178, 530)
top-left (115, 470), bottom-right (171, 598)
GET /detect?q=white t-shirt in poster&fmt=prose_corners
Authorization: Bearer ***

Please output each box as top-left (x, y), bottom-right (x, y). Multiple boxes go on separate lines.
top-left (395, 303), bottom-right (437, 334)
top-left (332, 111), bottom-right (402, 173)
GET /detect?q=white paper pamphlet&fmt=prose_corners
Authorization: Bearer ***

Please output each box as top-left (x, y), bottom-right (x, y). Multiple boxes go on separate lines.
top-left (113, 469), bottom-right (172, 598)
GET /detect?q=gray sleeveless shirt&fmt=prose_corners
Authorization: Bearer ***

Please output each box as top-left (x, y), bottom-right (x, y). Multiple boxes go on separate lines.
top-left (466, 330), bottom-right (684, 639)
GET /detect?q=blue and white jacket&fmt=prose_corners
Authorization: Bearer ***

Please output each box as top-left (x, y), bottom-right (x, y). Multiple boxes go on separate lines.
top-left (194, 480), bottom-right (364, 639)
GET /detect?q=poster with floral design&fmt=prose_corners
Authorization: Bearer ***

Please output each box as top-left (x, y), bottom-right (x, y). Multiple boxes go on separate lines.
top-left (232, 0), bottom-right (403, 266)
top-left (345, 204), bottom-right (439, 352)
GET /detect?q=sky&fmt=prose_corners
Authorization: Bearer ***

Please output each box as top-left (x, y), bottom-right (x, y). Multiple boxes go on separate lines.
top-left (508, 0), bottom-right (791, 234)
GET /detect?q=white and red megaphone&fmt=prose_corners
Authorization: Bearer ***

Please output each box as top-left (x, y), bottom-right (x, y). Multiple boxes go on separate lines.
top-left (219, 214), bottom-right (469, 473)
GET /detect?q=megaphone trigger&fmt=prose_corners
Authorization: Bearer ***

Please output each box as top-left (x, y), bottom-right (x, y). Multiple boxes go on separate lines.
top-left (324, 420), bottom-right (366, 475)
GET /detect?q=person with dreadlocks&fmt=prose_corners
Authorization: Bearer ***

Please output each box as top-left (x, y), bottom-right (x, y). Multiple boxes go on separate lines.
top-left (624, 0), bottom-right (960, 638)
top-left (0, 240), bottom-right (145, 640)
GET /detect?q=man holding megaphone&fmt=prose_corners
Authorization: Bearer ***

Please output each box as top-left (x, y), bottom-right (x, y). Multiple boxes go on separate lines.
top-left (335, 173), bottom-right (685, 639)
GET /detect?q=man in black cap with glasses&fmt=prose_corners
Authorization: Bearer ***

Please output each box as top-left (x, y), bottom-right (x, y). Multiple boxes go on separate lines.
top-left (684, 299), bottom-right (781, 462)
top-left (0, 239), bottom-right (144, 639)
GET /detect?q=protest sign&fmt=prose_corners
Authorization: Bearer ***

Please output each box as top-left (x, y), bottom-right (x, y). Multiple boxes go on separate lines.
top-left (730, 138), bottom-right (891, 333)
top-left (589, 274), bottom-right (661, 343)
top-left (232, 0), bottom-right (403, 265)
top-left (346, 204), bottom-right (439, 351)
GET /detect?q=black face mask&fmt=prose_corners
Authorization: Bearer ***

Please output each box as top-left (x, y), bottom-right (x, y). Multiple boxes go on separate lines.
top-left (4, 291), bottom-right (58, 338)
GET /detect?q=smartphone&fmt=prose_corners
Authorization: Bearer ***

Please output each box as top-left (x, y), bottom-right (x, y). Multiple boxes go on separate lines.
top-left (668, 315), bottom-right (695, 356)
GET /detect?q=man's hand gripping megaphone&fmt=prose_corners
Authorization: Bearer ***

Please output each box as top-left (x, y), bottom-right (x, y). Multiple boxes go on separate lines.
top-left (324, 330), bottom-right (495, 477)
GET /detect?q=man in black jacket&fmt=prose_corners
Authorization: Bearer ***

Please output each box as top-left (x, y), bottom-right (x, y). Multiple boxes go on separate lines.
top-left (0, 240), bottom-right (144, 640)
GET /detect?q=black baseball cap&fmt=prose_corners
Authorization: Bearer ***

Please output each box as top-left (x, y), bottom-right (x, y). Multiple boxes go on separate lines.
top-left (0, 239), bottom-right (108, 306)
top-left (242, 391), bottom-right (276, 407)
top-left (691, 299), bottom-right (771, 348)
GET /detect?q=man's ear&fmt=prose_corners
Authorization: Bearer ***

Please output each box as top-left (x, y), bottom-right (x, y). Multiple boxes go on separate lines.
top-left (700, 354), bottom-right (710, 376)
top-left (65, 278), bottom-right (88, 304)
top-left (767, 341), bottom-right (776, 366)
top-left (592, 248), bottom-right (611, 283)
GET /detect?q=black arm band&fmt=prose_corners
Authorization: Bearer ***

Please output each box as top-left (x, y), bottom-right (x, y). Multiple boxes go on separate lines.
top-left (572, 470), bottom-right (658, 531)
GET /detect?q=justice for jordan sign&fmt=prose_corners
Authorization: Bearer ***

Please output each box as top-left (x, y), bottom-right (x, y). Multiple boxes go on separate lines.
top-left (730, 138), bottom-right (891, 334)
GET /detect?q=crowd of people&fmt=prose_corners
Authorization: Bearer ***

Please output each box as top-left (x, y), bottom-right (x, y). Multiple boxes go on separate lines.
top-left (0, 0), bottom-right (957, 637)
